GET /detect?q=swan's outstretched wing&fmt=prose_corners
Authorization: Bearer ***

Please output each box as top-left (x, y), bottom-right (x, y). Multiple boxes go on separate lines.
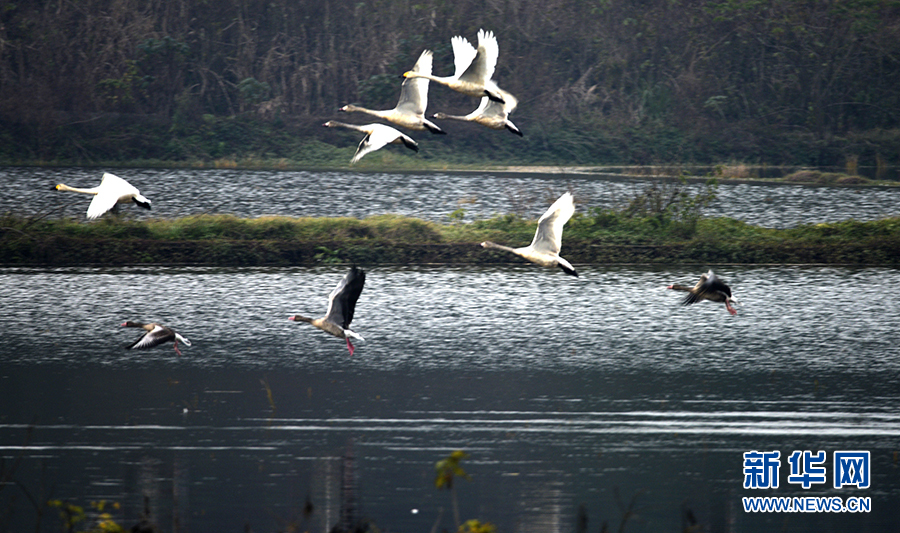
top-left (459, 29), bottom-right (499, 84)
top-left (350, 125), bottom-right (417, 163)
top-left (87, 173), bottom-right (138, 219)
top-left (529, 192), bottom-right (575, 255)
top-left (87, 191), bottom-right (120, 219)
top-left (473, 89), bottom-right (517, 119)
top-left (351, 133), bottom-right (380, 164)
top-left (351, 126), bottom-right (391, 163)
top-left (396, 50), bottom-right (432, 116)
top-left (450, 35), bottom-right (477, 79)
top-left (324, 266), bottom-right (366, 329)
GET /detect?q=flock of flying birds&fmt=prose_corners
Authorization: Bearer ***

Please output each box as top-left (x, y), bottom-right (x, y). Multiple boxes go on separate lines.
top-left (52, 174), bottom-right (740, 356)
top-left (50, 28), bottom-right (740, 357)
top-left (324, 29), bottom-right (521, 164)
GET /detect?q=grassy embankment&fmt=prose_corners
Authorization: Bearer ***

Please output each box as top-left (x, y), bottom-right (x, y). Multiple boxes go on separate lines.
top-left (2, 181), bottom-right (898, 266)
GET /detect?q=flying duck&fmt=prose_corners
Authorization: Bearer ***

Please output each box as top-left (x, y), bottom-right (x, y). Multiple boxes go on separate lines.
top-left (289, 266), bottom-right (366, 355)
top-left (121, 321), bottom-right (191, 355)
top-left (667, 270), bottom-right (739, 315)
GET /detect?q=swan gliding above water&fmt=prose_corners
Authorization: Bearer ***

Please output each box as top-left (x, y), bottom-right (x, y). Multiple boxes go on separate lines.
top-left (55, 172), bottom-right (151, 219)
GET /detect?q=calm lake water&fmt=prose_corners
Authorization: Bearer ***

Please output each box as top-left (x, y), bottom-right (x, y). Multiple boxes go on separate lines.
top-left (1, 264), bottom-right (899, 532)
top-left (1, 168), bottom-right (899, 531)
top-left (3, 166), bottom-right (900, 228)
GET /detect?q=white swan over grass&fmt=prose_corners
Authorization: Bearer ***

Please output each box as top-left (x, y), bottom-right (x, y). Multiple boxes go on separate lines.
top-left (433, 88), bottom-right (522, 136)
top-left (403, 29), bottom-right (506, 103)
top-left (341, 50), bottom-right (445, 135)
top-left (480, 192), bottom-right (578, 276)
top-left (55, 172), bottom-right (151, 219)
top-left (322, 121), bottom-right (419, 164)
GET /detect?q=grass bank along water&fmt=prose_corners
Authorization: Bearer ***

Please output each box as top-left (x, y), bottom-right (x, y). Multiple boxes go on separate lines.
top-left (1, 212), bottom-right (899, 267)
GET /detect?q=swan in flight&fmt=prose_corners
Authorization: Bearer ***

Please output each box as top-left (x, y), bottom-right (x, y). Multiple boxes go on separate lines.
top-left (433, 89), bottom-right (522, 136)
top-left (481, 192), bottom-right (578, 276)
top-left (667, 270), bottom-right (740, 315)
top-left (403, 29), bottom-right (506, 103)
top-left (55, 172), bottom-right (151, 219)
top-left (121, 321), bottom-right (191, 355)
top-left (289, 266), bottom-right (366, 356)
top-left (341, 50), bottom-right (445, 135)
top-left (322, 121), bottom-right (418, 164)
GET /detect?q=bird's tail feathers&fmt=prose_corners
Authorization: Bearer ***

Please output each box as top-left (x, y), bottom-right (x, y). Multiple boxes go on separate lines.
top-left (345, 329), bottom-right (364, 342)
top-left (133, 194), bottom-right (152, 209)
top-left (176, 333), bottom-right (192, 346)
top-left (557, 257), bottom-right (578, 277)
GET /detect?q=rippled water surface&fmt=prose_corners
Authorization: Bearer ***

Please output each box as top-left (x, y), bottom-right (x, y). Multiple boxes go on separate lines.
top-left (1, 265), bottom-right (899, 532)
top-left (4, 166), bottom-right (899, 227)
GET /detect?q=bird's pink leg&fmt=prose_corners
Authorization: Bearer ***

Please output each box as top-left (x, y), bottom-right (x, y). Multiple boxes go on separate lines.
top-left (346, 338), bottom-right (355, 356)
top-left (173, 342), bottom-right (182, 356)
top-left (726, 302), bottom-right (737, 315)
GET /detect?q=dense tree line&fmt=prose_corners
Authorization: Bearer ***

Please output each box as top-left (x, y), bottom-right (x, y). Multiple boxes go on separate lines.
top-left (1, 0), bottom-right (899, 165)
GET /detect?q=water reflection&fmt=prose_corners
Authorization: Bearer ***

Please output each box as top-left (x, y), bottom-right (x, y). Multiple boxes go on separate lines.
top-left (4, 167), bottom-right (899, 228)
top-left (1, 265), bottom-right (899, 532)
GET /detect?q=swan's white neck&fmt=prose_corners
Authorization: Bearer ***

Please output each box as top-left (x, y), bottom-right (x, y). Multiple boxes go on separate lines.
top-left (56, 184), bottom-right (99, 195)
top-left (406, 72), bottom-right (448, 83)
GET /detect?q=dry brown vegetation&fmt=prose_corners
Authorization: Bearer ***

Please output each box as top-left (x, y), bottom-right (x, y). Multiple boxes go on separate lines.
top-left (1, 1), bottom-right (900, 166)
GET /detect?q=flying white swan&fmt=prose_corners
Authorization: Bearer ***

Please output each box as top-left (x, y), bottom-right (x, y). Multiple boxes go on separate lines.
top-left (403, 29), bottom-right (506, 103)
top-left (289, 266), bottom-right (366, 356)
top-left (55, 172), bottom-right (151, 219)
top-left (322, 121), bottom-right (419, 164)
top-left (433, 88), bottom-right (522, 136)
top-left (341, 50), bottom-right (445, 134)
top-left (481, 192), bottom-right (578, 276)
